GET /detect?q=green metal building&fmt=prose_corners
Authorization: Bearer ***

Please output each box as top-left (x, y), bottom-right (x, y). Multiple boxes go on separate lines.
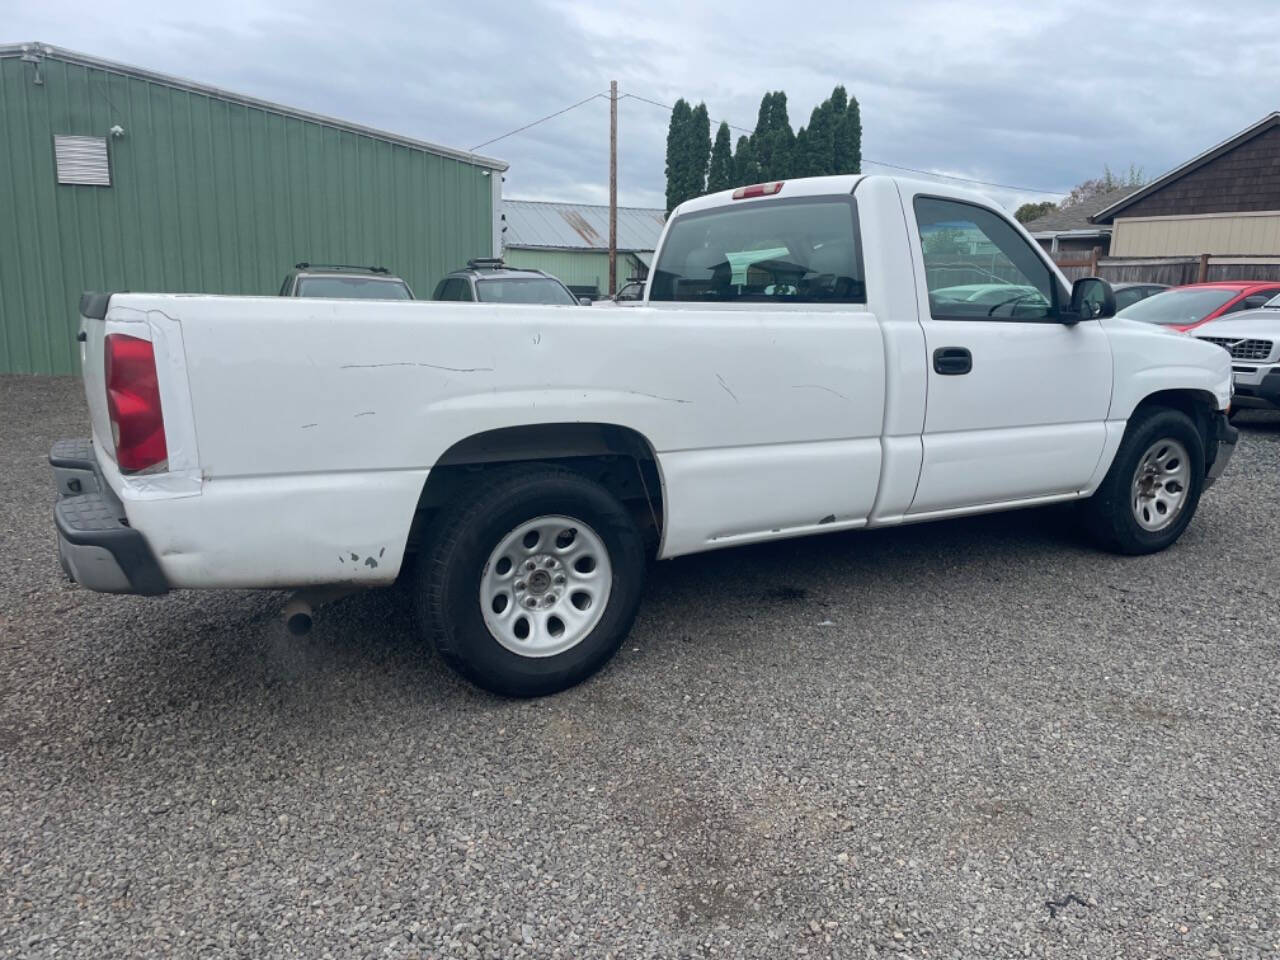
top-left (502, 200), bottom-right (665, 299)
top-left (0, 43), bottom-right (506, 374)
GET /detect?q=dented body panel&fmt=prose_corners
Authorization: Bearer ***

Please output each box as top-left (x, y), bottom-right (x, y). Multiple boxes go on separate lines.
top-left (64, 174), bottom-right (1233, 593)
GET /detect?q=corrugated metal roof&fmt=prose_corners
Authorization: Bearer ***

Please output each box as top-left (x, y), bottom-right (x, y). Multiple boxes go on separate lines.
top-left (0, 42), bottom-right (507, 171)
top-left (504, 200), bottom-right (665, 252)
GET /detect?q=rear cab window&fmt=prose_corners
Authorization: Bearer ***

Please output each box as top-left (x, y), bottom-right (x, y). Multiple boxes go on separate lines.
top-left (650, 196), bottom-right (866, 303)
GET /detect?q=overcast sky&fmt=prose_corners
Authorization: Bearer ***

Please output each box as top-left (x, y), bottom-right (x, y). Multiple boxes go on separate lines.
top-left (10, 0), bottom-right (1280, 211)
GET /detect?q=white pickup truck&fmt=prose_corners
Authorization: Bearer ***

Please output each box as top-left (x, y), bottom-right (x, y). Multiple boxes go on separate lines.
top-left (52, 174), bottom-right (1238, 696)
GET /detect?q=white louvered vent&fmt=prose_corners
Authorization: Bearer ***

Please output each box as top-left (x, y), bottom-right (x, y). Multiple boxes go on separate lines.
top-left (53, 135), bottom-right (111, 186)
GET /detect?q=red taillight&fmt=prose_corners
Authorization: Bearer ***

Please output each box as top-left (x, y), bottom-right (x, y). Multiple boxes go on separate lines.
top-left (732, 181), bottom-right (785, 200)
top-left (104, 333), bottom-right (167, 473)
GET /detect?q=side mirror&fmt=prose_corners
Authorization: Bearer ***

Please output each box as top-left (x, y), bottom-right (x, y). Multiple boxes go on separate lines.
top-left (578, 297), bottom-right (592, 306)
top-left (1066, 276), bottom-right (1116, 323)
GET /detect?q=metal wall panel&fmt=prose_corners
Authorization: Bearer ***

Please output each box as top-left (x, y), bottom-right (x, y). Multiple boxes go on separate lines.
top-left (0, 54), bottom-right (496, 374)
top-left (1112, 211), bottom-right (1280, 257)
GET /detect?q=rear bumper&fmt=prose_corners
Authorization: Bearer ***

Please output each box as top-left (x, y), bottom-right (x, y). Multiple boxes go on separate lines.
top-left (50, 439), bottom-right (168, 595)
top-left (1205, 412), bottom-right (1238, 489)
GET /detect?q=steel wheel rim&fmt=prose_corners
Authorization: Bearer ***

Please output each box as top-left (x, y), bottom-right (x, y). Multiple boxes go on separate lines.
top-left (480, 515), bottom-right (612, 658)
top-left (1131, 438), bottom-right (1191, 532)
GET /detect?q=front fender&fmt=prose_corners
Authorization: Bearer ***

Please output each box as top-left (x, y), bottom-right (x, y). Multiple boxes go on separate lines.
top-left (1101, 317), bottom-right (1232, 419)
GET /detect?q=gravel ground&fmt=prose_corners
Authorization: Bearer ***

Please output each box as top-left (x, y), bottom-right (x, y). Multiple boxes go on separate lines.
top-left (2, 374), bottom-right (1278, 959)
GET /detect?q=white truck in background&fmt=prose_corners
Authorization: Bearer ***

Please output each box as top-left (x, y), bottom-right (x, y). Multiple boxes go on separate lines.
top-left (52, 174), bottom-right (1237, 697)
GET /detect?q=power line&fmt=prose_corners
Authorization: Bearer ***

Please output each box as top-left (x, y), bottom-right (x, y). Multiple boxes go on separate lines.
top-left (860, 159), bottom-right (1066, 196)
top-left (619, 92), bottom-right (755, 136)
top-left (470, 92), bottom-right (609, 151)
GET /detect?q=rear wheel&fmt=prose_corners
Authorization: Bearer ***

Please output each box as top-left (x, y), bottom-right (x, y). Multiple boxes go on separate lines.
top-left (1080, 406), bottom-right (1205, 555)
top-left (416, 466), bottom-right (646, 697)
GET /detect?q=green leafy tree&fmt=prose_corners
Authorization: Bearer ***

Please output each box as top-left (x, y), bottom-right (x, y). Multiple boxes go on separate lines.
top-left (1014, 200), bottom-right (1057, 224)
top-left (707, 122), bottom-right (734, 193)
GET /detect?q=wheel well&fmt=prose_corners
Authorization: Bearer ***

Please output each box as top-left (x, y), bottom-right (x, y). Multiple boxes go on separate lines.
top-left (412, 424), bottom-right (665, 556)
top-left (1132, 388), bottom-right (1219, 462)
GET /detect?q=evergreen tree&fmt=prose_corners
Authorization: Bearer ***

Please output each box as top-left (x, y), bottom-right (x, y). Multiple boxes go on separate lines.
top-left (673, 86), bottom-right (863, 192)
top-left (689, 102), bottom-right (711, 196)
top-left (664, 99), bottom-right (713, 211)
top-left (792, 126), bottom-right (811, 178)
top-left (733, 135), bottom-right (759, 186)
top-left (751, 91), bottom-right (793, 181)
top-left (802, 100), bottom-right (835, 176)
top-left (829, 85), bottom-right (861, 175)
top-left (707, 122), bottom-right (734, 193)
top-left (665, 99), bottom-right (693, 214)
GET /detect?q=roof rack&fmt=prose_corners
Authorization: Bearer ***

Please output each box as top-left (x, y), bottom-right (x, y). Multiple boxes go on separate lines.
top-left (294, 262), bottom-right (390, 274)
top-left (466, 257), bottom-right (505, 270)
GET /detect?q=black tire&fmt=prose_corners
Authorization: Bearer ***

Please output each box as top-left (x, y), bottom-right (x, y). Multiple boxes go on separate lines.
top-left (1080, 406), bottom-right (1205, 555)
top-left (415, 465), bottom-right (646, 697)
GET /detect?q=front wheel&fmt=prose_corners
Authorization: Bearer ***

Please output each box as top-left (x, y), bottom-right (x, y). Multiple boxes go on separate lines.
top-left (416, 466), bottom-right (646, 697)
top-left (1080, 406), bottom-right (1205, 555)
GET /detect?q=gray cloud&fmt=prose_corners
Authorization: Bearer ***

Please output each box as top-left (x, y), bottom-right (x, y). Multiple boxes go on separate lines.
top-left (10, 0), bottom-right (1280, 209)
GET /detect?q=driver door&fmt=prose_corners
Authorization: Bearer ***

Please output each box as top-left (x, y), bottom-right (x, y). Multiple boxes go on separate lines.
top-left (904, 192), bottom-right (1113, 515)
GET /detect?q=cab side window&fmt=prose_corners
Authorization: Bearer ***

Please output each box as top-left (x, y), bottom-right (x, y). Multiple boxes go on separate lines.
top-left (914, 197), bottom-right (1059, 321)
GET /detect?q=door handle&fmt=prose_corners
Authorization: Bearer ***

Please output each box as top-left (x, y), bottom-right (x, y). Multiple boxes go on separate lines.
top-left (933, 346), bottom-right (972, 375)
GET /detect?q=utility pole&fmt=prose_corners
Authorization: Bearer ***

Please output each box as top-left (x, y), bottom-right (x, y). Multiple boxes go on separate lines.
top-left (608, 79), bottom-right (618, 297)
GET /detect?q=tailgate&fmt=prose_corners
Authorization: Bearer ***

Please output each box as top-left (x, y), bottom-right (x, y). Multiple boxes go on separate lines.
top-left (78, 293), bottom-right (116, 467)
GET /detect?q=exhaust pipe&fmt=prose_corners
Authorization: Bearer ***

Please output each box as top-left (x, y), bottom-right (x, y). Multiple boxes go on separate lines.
top-left (283, 596), bottom-right (314, 636)
top-left (281, 585), bottom-right (361, 636)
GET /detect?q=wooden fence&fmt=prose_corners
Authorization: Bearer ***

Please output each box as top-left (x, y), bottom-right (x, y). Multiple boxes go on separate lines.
top-left (1054, 250), bottom-right (1280, 285)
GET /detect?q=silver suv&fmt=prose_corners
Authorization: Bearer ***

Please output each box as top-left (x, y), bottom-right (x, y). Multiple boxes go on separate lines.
top-left (279, 263), bottom-right (414, 300)
top-left (432, 259), bottom-right (583, 305)
top-left (1194, 296), bottom-right (1280, 417)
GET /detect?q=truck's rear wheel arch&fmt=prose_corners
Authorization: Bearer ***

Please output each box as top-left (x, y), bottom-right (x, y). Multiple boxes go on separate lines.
top-left (413, 424), bottom-right (665, 557)
top-left (1129, 388), bottom-right (1220, 471)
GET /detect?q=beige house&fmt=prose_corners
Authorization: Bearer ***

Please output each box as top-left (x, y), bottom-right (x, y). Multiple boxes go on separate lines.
top-left (1092, 113), bottom-right (1280, 267)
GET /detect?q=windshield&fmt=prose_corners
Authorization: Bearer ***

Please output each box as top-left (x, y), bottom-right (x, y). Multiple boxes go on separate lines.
top-left (1116, 287), bottom-right (1237, 325)
top-left (295, 276), bottom-right (413, 300)
top-left (475, 277), bottom-right (577, 305)
top-left (649, 197), bottom-right (865, 303)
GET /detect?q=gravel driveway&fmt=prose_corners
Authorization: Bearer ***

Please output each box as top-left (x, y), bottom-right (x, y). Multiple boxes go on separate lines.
top-left (2, 374), bottom-right (1278, 959)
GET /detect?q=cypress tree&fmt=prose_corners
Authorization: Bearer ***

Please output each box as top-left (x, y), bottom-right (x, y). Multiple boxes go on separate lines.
top-left (689, 102), bottom-right (711, 197)
top-left (792, 126), bottom-right (810, 179)
top-left (830, 85), bottom-right (862, 175)
top-left (707, 122), bottom-right (734, 193)
top-left (733, 135), bottom-right (759, 186)
top-left (751, 91), bottom-right (794, 181)
top-left (665, 99), bottom-right (693, 214)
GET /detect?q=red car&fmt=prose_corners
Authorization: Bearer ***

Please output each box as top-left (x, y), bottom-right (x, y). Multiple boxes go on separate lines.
top-left (1114, 281), bottom-right (1280, 332)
